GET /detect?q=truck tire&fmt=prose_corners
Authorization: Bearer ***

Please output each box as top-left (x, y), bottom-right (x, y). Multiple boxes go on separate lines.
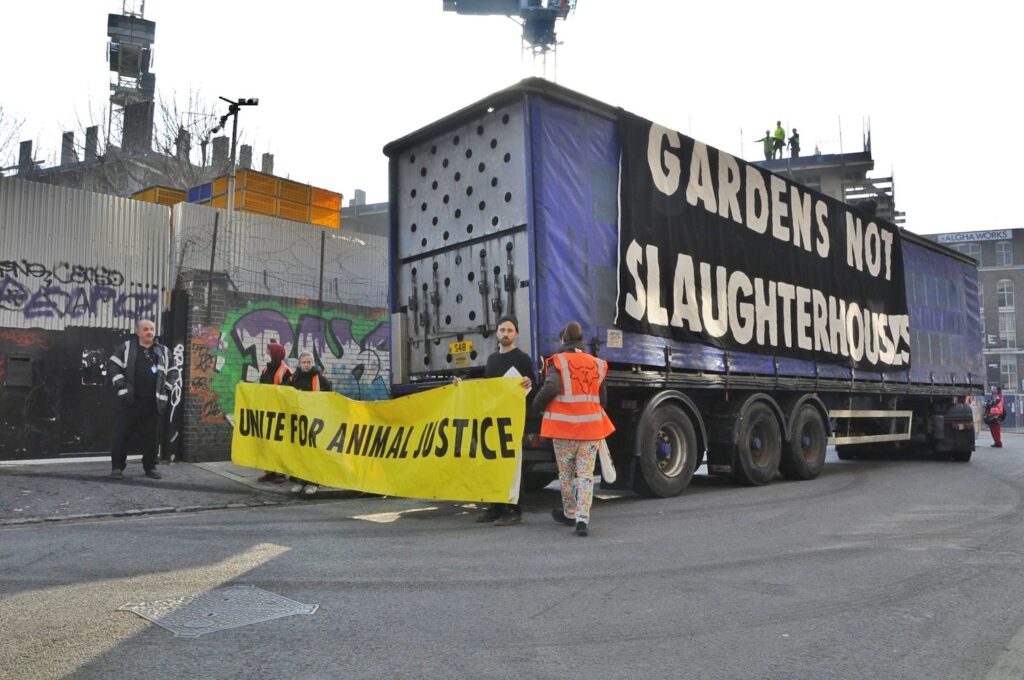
top-left (951, 450), bottom-right (972, 463)
top-left (733, 403), bottom-right (782, 486)
top-left (779, 405), bottom-right (827, 480)
top-left (634, 404), bottom-right (698, 498)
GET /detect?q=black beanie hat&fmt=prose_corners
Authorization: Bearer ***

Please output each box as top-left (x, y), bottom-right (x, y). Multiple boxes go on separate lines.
top-left (496, 315), bottom-right (519, 333)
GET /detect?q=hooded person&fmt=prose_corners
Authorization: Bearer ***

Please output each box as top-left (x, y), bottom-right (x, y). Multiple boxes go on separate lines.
top-left (256, 341), bottom-right (293, 482)
top-left (260, 342), bottom-right (292, 386)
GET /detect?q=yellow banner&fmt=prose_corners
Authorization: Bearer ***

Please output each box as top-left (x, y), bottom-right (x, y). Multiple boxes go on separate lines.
top-left (231, 379), bottom-right (526, 503)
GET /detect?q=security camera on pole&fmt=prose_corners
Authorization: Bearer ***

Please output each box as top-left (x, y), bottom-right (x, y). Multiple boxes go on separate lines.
top-left (211, 96), bottom-right (259, 213)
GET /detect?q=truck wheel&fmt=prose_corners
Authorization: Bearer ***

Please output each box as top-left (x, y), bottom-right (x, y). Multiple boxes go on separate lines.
top-left (634, 404), bottom-right (698, 498)
top-left (733, 403), bottom-right (782, 486)
top-left (951, 450), bottom-right (972, 463)
top-left (779, 405), bottom-right (827, 480)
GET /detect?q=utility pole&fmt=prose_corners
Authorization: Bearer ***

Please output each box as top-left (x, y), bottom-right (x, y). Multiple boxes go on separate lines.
top-left (211, 96), bottom-right (259, 212)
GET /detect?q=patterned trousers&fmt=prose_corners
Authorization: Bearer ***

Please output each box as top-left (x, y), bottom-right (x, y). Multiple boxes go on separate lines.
top-left (553, 438), bottom-right (601, 523)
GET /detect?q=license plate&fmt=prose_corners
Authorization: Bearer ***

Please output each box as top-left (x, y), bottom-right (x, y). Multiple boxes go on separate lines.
top-left (449, 340), bottom-right (473, 355)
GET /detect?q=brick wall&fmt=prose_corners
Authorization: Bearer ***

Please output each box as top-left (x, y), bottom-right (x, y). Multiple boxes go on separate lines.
top-left (175, 268), bottom-right (390, 462)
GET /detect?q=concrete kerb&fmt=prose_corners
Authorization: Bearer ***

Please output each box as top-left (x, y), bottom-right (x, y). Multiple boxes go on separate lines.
top-left (0, 458), bottom-right (360, 528)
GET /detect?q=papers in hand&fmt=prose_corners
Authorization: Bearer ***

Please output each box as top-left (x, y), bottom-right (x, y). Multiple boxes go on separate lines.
top-left (503, 366), bottom-right (522, 378)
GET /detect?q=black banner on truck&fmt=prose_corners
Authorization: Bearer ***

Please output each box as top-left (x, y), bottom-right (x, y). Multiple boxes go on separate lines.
top-left (615, 111), bottom-right (910, 371)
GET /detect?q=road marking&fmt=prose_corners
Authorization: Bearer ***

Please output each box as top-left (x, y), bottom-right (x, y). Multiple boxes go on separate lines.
top-left (0, 455), bottom-right (141, 467)
top-left (353, 507), bottom-right (438, 523)
top-left (3, 543), bottom-right (289, 676)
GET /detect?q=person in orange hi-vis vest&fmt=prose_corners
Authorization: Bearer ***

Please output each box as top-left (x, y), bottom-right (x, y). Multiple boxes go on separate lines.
top-left (257, 341), bottom-right (293, 483)
top-left (532, 321), bottom-right (615, 537)
top-left (288, 351), bottom-right (332, 495)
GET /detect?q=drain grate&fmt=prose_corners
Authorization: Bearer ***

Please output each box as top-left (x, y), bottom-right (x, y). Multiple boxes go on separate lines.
top-left (119, 585), bottom-right (318, 637)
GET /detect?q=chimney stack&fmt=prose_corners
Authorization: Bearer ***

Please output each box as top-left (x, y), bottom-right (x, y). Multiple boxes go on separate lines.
top-left (175, 126), bottom-right (191, 164)
top-left (17, 140), bottom-right (33, 175)
top-left (261, 152), bottom-right (274, 175)
top-left (85, 126), bottom-right (98, 160)
top-left (238, 144), bottom-right (252, 170)
top-left (61, 132), bottom-right (78, 166)
top-left (211, 136), bottom-right (229, 171)
top-left (121, 100), bottom-right (154, 155)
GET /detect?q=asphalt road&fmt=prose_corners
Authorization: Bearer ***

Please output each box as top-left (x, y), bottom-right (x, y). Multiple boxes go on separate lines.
top-left (3, 436), bottom-right (1024, 680)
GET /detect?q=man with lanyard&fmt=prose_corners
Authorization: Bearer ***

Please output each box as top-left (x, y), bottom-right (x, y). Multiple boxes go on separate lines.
top-left (108, 319), bottom-right (174, 479)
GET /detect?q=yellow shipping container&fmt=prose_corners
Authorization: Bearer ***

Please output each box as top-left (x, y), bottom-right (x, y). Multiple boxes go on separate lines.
top-left (237, 169), bottom-right (278, 196)
top-left (212, 176), bottom-right (228, 196)
top-left (311, 205), bottom-right (341, 229)
top-left (236, 189), bottom-right (277, 216)
top-left (132, 186), bottom-right (185, 206)
top-left (279, 179), bottom-right (311, 204)
top-left (311, 187), bottom-right (342, 210)
top-left (277, 199), bottom-right (311, 223)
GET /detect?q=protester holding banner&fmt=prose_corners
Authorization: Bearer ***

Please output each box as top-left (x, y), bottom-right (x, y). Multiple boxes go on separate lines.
top-left (533, 321), bottom-right (615, 537)
top-left (257, 341), bottom-right (292, 483)
top-left (288, 351), bottom-right (333, 495)
top-left (469, 315), bottom-right (536, 527)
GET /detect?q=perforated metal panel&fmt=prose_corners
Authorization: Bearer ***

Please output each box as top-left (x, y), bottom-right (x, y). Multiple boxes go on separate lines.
top-left (393, 101), bottom-right (531, 376)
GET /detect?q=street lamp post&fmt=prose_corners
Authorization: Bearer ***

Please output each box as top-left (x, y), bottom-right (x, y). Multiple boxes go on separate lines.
top-left (211, 96), bottom-right (259, 213)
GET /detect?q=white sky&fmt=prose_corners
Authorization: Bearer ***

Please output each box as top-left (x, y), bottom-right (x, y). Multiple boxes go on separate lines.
top-left (3, 0), bottom-right (1021, 234)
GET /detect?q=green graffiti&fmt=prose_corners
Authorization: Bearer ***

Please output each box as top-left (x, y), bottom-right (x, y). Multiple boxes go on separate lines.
top-left (205, 300), bottom-right (390, 418)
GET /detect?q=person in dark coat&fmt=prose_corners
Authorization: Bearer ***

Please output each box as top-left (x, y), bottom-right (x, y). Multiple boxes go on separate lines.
top-left (257, 341), bottom-right (292, 483)
top-left (107, 319), bottom-right (176, 480)
top-left (289, 351), bottom-right (332, 495)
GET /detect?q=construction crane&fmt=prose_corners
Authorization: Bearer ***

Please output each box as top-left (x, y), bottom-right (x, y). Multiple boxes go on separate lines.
top-left (442, 1), bottom-right (577, 78)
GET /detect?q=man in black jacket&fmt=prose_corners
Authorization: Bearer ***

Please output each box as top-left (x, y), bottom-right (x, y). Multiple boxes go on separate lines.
top-left (107, 319), bottom-right (175, 479)
top-left (480, 315), bottom-right (535, 526)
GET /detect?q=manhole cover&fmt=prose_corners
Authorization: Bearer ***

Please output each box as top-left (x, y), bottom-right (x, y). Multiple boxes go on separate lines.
top-left (119, 585), bottom-right (318, 637)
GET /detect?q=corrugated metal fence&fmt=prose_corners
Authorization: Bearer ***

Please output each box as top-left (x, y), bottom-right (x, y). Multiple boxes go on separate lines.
top-left (172, 202), bottom-right (386, 308)
top-left (0, 178), bottom-right (172, 331)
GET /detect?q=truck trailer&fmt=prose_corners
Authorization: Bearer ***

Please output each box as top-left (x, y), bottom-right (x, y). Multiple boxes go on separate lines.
top-left (383, 79), bottom-right (983, 497)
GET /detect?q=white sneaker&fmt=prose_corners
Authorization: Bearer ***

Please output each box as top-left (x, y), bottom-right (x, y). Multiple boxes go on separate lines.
top-left (291, 483), bottom-right (305, 493)
top-left (303, 484), bottom-right (319, 495)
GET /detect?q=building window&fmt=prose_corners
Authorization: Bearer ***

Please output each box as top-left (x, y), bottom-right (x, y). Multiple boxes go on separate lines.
top-left (1001, 355), bottom-right (1017, 392)
top-left (998, 279), bottom-right (1015, 309)
top-left (979, 282), bottom-right (984, 318)
top-left (996, 241), bottom-right (1013, 266)
top-left (956, 242), bottom-right (982, 261)
top-left (999, 310), bottom-right (1016, 348)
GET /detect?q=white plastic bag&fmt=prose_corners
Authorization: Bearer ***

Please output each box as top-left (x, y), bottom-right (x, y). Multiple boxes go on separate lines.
top-left (598, 439), bottom-right (616, 483)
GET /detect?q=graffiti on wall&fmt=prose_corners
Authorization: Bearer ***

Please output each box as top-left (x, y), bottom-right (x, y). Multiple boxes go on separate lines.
top-left (190, 327), bottom-right (228, 424)
top-left (0, 329), bottom-right (51, 349)
top-left (0, 259), bottom-right (157, 320)
top-left (190, 301), bottom-right (390, 423)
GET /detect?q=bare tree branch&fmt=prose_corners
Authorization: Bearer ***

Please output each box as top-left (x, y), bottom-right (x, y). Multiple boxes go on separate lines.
top-left (0, 106), bottom-right (26, 171)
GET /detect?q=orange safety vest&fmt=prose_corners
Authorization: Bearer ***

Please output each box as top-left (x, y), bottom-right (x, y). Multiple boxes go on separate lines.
top-left (540, 351), bottom-right (615, 441)
top-left (273, 363), bottom-right (290, 385)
